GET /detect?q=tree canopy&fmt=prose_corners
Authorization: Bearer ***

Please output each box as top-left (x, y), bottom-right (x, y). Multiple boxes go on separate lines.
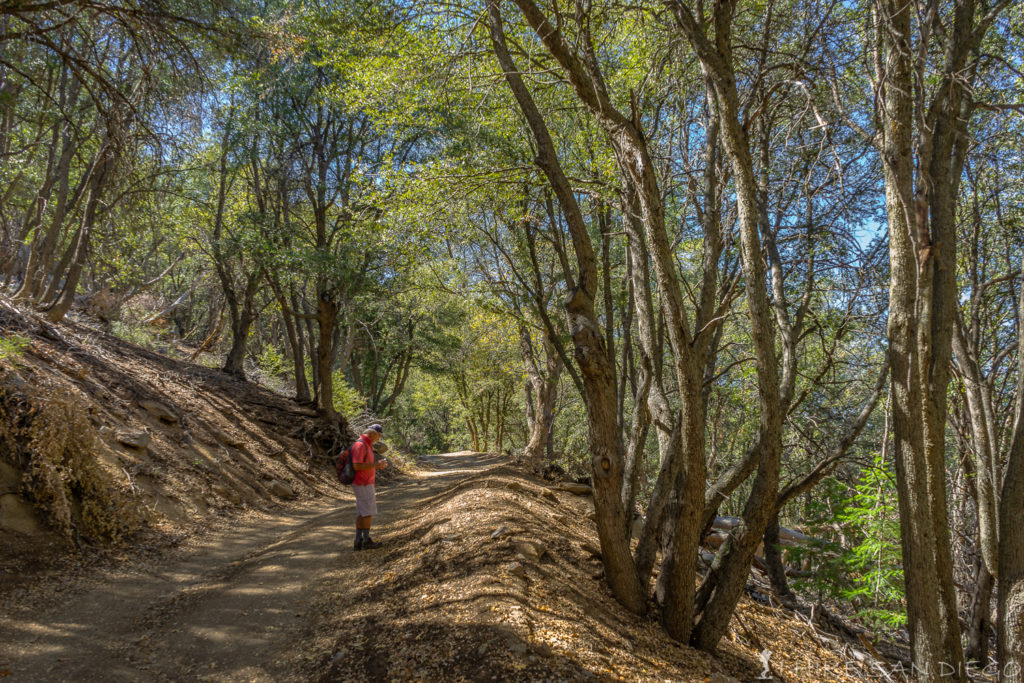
top-left (2, 0), bottom-right (1023, 678)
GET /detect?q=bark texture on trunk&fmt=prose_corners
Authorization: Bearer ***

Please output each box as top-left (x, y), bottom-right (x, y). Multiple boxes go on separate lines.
top-left (954, 318), bottom-right (1001, 578)
top-left (283, 297), bottom-right (311, 402)
top-left (487, 1), bottom-right (646, 614)
top-left (662, 0), bottom-right (783, 651)
top-left (874, 0), bottom-right (987, 675)
top-left (505, 0), bottom-right (721, 641)
top-left (965, 561), bottom-right (993, 667)
top-left (314, 294), bottom-right (340, 418)
top-left (44, 139), bottom-right (114, 323)
top-left (222, 275), bottom-right (260, 378)
top-left (763, 514), bottom-right (793, 603)
top-left (520, 325), bottom-right (561, 465)
top-left (14, 72), bottom-right (79, 302)
top-left (998, 256), bottom-right (1024, 682)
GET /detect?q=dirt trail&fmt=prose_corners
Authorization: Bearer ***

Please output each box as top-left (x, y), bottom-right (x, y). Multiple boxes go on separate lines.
top-left (0, 451), bottom-right (502, 682)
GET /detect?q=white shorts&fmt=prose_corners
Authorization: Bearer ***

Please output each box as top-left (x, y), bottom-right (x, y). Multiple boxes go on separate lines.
top-left (353, 484), bottom-right (377, 517)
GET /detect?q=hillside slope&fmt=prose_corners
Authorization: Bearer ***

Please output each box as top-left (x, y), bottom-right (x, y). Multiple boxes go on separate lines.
top-left (294, 455), bottom-right (878, 682)
top-left (0, 297), bottom-right (350, 589)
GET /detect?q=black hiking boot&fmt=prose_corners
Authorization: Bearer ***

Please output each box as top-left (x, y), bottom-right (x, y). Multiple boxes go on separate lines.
top-left (353, 537), bottom-right (363, 551)
top-left (362, 538), bottom-right (383, 550)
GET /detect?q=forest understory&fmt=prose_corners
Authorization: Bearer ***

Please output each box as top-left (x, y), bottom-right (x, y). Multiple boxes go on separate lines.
top-left (1, 297), bottom-right (910, 681)
top-left (2, 0), bottom-right (1022, 680)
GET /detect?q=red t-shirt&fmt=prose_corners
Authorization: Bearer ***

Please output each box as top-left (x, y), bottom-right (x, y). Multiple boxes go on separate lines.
top-left (351, 435), bottom-right (375, 486)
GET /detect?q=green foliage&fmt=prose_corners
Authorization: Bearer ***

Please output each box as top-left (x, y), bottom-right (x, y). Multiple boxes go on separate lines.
top-left (790, 455), bottom-right (906, 632)
top-left (333, 372), bottom-right (366, 418)
top-left (388, 368), bottom-right (459, 454)
top-left (1, 4), bottom-right (1015, 647)
top-left (0, 335), bottom-right (30, 362)
top-left (835, 453), bottom-right (906, 630)
top-left (111, 320), bottom-right (160, 350)
top-left (256, 344), bottom-right (285, 378)
top-left (551, 393), bottom-right (591, 478)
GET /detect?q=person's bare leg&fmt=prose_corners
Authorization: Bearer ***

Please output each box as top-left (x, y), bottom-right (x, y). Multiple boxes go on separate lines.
top-left (358, 515), bottom-right (380, 548)
top-left (355, 515), bottom-right (371, 549)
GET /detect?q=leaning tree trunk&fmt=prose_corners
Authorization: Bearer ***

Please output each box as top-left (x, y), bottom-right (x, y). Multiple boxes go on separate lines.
top-left (43, 221), bottom-right (89, 323)
top-left (43, 143), bottom-right (113, 323)
top-left (504, 0), bottom-right (715, 640)
top-left (487, 1), bottom-right (645, 614)
top-left (222, 275), bottom-right (259, 378)
top-left (14, 97), bottom-right (77, 301)
top-left (998, 255), bottom-right (1024, 683)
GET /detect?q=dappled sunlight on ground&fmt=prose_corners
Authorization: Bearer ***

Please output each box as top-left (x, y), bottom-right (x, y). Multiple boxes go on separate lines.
top-left (1, 453), bottom-right (874, 681)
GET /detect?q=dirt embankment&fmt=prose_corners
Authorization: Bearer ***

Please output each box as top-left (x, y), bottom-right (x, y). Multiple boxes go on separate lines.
top-left (297, 455), bottom-right (875, 683)
top-left (0, 298), bottom-right (352, 590)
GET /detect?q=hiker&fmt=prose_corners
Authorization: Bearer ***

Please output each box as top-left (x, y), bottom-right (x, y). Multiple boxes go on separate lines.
top-left (351, 423), bottom-right (387, 550)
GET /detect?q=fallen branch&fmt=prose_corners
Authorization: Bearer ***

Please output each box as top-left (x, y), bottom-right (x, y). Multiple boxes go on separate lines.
top-left (189, 309), bottom-right (225, 360)
top-left (143, 288), bottom-right (192, 325)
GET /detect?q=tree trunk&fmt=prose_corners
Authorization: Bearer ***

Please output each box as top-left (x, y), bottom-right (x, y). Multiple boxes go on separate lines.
top-left (281, 296), bottom-right (310, 402)
top-left (663, 1), bottom-right (783, 649)
top-left (210, 107), bottom-right (255, 379)
top-left (314, 294), bottom-right (340, 417)
top-left (14, 74), bottom-right (77, 301)
top-left (763, 514), bottom-right (793, 603)
top-left (465, 415), bottom-right (479, 452)
top-left (222, 285), bottom-right (256, 378)
top-left (302, 311), bottom-right (319, 401)
top-left (43, 221), bottom-right (89, 323)
top-left (520, 326), bottom-right (561, 465)
top-left (965, 561), bottom-right (993, 667)
top-left (874, 0), bottom-right (984, 675)
top-left (488, 2), bottom-right (645, 615)
top-left (954, 319), bottom-right (1001, 579)
top-left (998, 256), bottom-right (1024, 683)
top-left (43, 141), bottom-right (113, 323)
top-left (622, 183), bottom-right (684, 588)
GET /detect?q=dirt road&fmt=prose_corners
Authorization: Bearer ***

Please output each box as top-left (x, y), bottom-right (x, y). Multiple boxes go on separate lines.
top-left (0, 452), bottom-right (502, 682)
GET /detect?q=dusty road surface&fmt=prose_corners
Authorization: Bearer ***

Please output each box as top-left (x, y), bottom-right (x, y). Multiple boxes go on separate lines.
top-left (0, 451), bottom-right (503, 682)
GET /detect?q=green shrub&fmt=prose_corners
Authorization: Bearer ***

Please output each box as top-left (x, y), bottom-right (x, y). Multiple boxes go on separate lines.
top-left (111, 320), bottom-right (159, 350)
top-left (257, 344), bottom-right (285, 377)
top-left (0, 334), bottom-right (29, 362)
top-left (789, 454), bottom-right (906, 632)
top-left (835, 453), bottom-right (906, 629)
top-left (333, 372), bottom-right (366, 417)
